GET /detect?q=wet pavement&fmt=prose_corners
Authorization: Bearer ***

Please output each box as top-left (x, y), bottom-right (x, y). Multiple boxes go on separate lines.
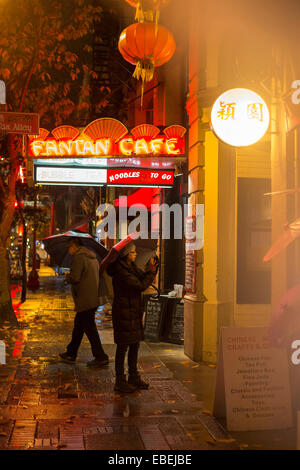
top-left (0, 266), bottom-right (296, 451)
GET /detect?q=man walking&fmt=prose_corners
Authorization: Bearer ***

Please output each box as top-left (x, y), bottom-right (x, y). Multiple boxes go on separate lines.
top-left (59, 237), bottom-right (109, 367)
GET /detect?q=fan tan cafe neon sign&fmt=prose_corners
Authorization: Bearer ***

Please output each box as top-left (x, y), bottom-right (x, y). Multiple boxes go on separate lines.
top-left (30, 137), bottom-right (182, 157)
top-left (28, 119), bottom-right (186, 158)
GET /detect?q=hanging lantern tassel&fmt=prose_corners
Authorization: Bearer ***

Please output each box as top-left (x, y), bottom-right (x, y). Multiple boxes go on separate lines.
top-left (155, 8), bottom-right (160, 33)
top-left (135, 0), bottom-right (155, 22)
top-left (125, 0), bottom-right (171, 23)
top-left (144, 9), bottom-right (154, 21)
top-left (133, 58), bottom-right (155, 106)
top-left (135, 1), bottom-right (144, 22)
top-left (154, 0), bottom-right (161, 33)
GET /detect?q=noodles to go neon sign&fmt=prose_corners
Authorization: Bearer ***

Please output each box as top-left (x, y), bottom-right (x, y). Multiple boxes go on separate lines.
top-left (28, 119), bottom-right (186, 158)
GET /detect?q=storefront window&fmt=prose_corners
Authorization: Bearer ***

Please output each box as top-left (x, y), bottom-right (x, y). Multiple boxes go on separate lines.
top-left (237, 177), bottom-right (271, 304)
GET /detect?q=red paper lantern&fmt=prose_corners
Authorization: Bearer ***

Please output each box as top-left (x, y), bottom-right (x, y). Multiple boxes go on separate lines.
top-left (118, 22), bottom-right (175, 103)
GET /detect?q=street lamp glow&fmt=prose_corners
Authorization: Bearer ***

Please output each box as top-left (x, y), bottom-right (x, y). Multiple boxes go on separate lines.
top-left (211, 88), bottom-right (270, 147)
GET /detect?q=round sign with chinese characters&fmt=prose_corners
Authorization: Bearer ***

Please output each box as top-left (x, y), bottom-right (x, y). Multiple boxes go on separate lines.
top-left (211, 88), bottom-right (270, 147)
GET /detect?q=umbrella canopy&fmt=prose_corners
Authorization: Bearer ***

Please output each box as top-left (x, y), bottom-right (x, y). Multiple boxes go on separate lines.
top-left (43, 231), bottom-right (108, 268)
top-left (99, 232), bottom-right (158, 275)
top-left (112, 233), bottom-right (157, 268)
top-left (134, 237), bottom-right (158, 269)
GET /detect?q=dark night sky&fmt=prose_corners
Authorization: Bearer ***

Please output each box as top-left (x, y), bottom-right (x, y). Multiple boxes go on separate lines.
top-left (202, 0), bottom-right (300, 42)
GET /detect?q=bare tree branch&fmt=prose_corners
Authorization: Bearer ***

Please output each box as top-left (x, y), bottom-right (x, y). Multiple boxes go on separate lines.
top-left (0, 174), bottom-right (6, 196)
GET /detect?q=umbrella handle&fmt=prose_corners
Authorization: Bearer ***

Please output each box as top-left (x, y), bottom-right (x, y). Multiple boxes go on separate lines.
top-left (149, 284), bottom-right (160, 300)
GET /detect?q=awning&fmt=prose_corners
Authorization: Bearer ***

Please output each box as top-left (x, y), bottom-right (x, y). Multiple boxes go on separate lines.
top-left (114, 188), bottom-right (159, 210)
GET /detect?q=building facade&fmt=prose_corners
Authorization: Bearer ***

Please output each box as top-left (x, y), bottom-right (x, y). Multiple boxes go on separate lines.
top-left (184, 0), bottom-right (300, 362)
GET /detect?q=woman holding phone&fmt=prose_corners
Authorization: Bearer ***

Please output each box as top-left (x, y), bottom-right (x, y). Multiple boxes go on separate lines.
top-left (107, 241), bottom-right (159, 393)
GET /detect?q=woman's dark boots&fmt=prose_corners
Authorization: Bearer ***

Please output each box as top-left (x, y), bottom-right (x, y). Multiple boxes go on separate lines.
top-left (114, 375), bottom-right (136, 393)
top-left (128, 373), bottom-right (149, 390)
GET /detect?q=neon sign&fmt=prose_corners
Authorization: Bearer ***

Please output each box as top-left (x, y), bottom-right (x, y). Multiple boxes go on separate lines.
top-left (28, 120), bottom-right (186, 158)
top-left (107, 169), bottom-right (174, 186)
top-left (29, 136), bottom-right (183, 158)
top-left (34, 165), bottom-right (174, 188)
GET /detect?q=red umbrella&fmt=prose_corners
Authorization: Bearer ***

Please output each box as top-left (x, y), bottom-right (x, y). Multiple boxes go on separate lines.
top-left (99, 232), bottom-right (157, 275)
top-left (263, 218), bottom-right (300, 262)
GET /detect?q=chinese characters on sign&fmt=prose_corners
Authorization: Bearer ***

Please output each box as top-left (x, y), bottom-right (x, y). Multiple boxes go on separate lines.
top-left (211, 88), bottom-right (270, 147)
top-left (217, 101), bottom-right (264, 122)
top-left (217, 101), bottom-right (236, 120)
top-left (247, 103), bottom-right (264, 122)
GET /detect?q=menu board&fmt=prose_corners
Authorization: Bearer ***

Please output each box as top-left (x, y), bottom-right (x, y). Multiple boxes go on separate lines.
top-left (184, 216), bottom-right (196, 293)
top-left (214, 327), bottom-right (292, 431)
top-left (144, 298), bottom-right (164, 342)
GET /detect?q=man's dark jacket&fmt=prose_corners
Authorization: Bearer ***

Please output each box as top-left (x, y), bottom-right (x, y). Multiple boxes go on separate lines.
top-left (107, 259), bottom-right (156, 344)
top-left (69, 247), bottom-right (100, 312)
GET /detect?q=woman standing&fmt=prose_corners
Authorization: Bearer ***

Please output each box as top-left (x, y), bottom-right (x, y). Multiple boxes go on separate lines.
top-left (107, 241), bottom-right (158, 393)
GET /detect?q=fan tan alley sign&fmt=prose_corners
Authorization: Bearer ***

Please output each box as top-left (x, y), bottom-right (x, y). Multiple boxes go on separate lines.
top-left (0, 112), bottom-right (39, 134)
top-left (213, 327), bottom-right (292, 431)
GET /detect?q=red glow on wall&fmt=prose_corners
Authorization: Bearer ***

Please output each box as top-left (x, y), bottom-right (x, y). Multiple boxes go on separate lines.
top-left (115, 188), bottom-right (157, 210)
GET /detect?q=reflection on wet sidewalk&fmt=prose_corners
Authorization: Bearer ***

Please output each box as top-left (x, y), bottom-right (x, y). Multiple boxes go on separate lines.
top-left (0, 266), bottom-right (238, 450)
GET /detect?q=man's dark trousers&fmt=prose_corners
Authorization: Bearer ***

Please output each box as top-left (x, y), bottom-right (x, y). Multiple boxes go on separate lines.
top-left (66, 308), bottom-right (107, 360)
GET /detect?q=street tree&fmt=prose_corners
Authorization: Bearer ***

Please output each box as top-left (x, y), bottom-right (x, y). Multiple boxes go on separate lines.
top-left (0, 0), bottom-right (102, 322)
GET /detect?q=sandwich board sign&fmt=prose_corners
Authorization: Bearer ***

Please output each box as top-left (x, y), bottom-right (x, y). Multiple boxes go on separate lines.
top-left (213, 327), bottom-right (292, 431)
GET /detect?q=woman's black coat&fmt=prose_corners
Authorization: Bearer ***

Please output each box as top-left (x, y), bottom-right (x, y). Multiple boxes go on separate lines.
top-left (107, 259), bottom-right (156, 344)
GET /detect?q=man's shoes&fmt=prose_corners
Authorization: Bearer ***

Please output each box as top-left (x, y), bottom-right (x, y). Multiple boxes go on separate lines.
top-left (87, 357), bottom-right (109, 368)
top-left (128, 374), bottom-right (149, 390)
top-left (114, 375), bottom-right (136, 393)
top-left (59, 352), bottom-right (76, 364)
